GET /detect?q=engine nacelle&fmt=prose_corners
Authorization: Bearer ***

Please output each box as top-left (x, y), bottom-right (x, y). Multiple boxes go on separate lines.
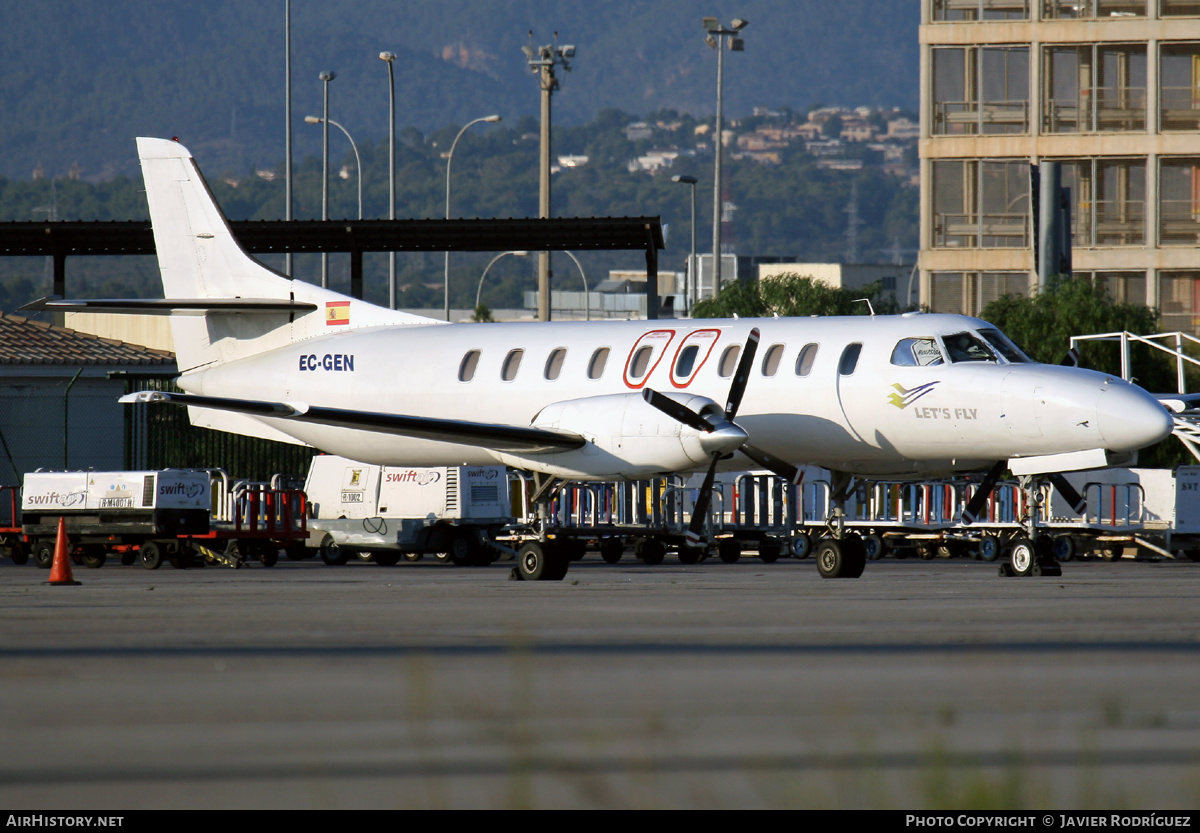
top-left (495, 392), bottom-right (726, 480)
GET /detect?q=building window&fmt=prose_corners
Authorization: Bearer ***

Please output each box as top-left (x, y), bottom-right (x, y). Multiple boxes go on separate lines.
top-left (1159, 272), bottom-right (1200, 333)
top-left (932, 46), bottom-right (1029, 135)
top-left (1162, 1), bottom-right (1200, 16)
top-left (932, 0), bottom-right (1029, 21)
top-left (929, 272), bottom-right (1031, 317)
top-left (1053, 158), bottom-right (1146, 247)
top-left (1073, 271), bottom-right (1146, 305)
top-left (1160, 158), bottom-right (1200, 245)
top-left (1043, 44), bottom-right (1147, 133)
top-left (1043, 1), bottom-right (1145, 18)
top-left (1160, 44), bottom-right (1200, 131)
top-left (931, 159), bottom-right (1030, 249)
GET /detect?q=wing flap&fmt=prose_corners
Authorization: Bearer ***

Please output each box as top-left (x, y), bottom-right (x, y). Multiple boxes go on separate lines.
top-left (120, 390), bottom-right (586, 454)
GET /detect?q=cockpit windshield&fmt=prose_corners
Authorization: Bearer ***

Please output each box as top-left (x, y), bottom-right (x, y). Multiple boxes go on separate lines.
top-left (941, 331), bottom-right (998, 363)
top-left (977, 328), bottom-right (1032, 363)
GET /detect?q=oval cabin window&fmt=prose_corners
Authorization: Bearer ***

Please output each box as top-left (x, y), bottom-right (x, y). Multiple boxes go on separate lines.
top-left (459, 350), bottom-right (481, 382)
top-left (501, 349), bottom-right (524, 382)
top-left (545, 347), bottom-right (567, 380)
top-left (588, 348), bottom-right (610, 380)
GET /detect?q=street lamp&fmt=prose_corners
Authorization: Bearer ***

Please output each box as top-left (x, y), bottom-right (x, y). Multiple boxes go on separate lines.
top-left (703, 17), bottom-right (747, 300)
top-left (475, 251), bottom-right (529, 312)
top-left (380, 51), bottom-right (397, 309)
top-left (305, 116), bottom-right (362, 220)
top-left (444, 115), bottom-right (502, 322)
top-left (318, 70), bottom-right (336, 288)
top-left (561, 251), bottom-right (590, 321)
top-left (672, 174), bottom-right (698, 315)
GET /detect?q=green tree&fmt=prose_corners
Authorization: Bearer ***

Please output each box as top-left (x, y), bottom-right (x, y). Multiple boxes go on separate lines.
top-left (692, 273), bottom-right (897, 319)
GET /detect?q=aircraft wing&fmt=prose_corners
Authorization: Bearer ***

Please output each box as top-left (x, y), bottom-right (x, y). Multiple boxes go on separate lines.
top-left (20, 297), bottom-right (318, 315)
top-left (120, 390), bottom-right (586, 454)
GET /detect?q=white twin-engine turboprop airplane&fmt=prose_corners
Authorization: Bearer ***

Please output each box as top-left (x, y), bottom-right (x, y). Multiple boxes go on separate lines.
top-left (45, 138), bottom-right (1177, 581)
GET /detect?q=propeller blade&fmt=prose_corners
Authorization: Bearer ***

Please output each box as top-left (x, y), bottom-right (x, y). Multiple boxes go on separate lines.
top-left (741, 444), bottom-right (803, 485)
top-left (685, 459), bottom-right (720, 547)
top-left (961, 461), bottom-right (1006, 525)
top-left (724, 327), bottom-right (760, 421)
top-left (642, 388), bottom-right (714, 433)
top-left (1061, 347), bottom-right (1080, 368)
top-left (1048, 472), bottom-right (1087, 516)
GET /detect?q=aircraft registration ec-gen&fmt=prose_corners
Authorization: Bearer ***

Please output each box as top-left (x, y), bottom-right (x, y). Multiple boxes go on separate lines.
top-left (28, 138), bottom-right (1177, 580)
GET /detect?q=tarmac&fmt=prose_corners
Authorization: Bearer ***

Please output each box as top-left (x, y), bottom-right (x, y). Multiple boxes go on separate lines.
top-left (3, 555), bottom-right (1200, 810)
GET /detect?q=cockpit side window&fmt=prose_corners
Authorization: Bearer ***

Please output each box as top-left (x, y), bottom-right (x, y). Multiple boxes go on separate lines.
top-left (890, 338), bottom-right (944, 367)
top-left (978, 328), bottom-right (1031, 363)
top-left (941, 332), bottom-right (997, 363)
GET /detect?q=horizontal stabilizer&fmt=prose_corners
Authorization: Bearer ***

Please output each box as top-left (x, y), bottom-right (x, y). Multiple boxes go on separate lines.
top-left (20, 297), bottom-right (317, 316)
top-left (120, 390), bottom-right (586, 454)
top-left (1156, 392), bottom-right (1200, 414)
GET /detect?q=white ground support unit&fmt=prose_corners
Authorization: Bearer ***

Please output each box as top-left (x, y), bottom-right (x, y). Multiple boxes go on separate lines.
top-left (303, 456), bottom-right (513, 566)
top-left (20, 469), bottom-right (210, 568)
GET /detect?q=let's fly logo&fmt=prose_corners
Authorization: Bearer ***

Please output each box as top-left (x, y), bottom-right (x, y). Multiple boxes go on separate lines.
top-left (887, 381), bottom-right (939, 410)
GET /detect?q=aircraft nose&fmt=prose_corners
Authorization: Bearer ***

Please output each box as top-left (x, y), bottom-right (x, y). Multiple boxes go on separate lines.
top-left (1096, 383), bottom-right (1175, 451)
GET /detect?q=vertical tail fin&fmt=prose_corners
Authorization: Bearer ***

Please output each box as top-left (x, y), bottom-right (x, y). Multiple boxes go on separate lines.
top-left (136, 137), bottom-right (434, 373)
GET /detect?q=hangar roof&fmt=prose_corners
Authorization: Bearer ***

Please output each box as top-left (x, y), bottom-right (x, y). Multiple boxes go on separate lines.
top-left (0, 312), bottom-right (174, 367)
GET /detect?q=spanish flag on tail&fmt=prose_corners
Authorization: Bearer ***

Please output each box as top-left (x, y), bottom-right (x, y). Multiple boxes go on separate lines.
top-left (326, 301), bottom-right (350, 326)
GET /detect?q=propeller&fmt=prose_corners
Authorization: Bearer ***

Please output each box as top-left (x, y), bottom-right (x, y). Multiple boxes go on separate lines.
top-left (642, 328), bottom-right (803, 546)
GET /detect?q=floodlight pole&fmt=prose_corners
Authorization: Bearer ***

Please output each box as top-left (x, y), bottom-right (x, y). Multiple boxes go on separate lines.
top-left (525, 33), bottom-right (574, 321)
top-left (380, 51), bottom-right (397, 309)
top-left (703, 18), bottom-right (747, 300)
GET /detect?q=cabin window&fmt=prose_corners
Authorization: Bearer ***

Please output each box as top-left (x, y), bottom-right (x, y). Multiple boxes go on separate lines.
top-left (794, 343), bottom-right (818, 376)
top-left (459, 350), bottom-right (481, 382)
top-left (717, 345), bottom-right (741, 378)
top-left (838, 343), bottom-right (863, 376)
top-left (675, 344), bottom-right (700, 378)
top-left (761, 344), bottom-right (784, 377)
top-left (942, 332), bottom-right (996, 363)
top-left (588, 347), bottom-right (610, 380)
top-left (501, 348), bottom-right (524, 381)
top-left (629, 345), bottom-right (654, 379)
top-left (544, 347), bottom-right (567, 380)
top-left (891, 338), bottom-right (944, 367)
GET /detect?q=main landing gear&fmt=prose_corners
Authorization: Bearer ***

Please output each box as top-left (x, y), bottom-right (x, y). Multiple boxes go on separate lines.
top-left (511, 473), bottom-right (571, 582)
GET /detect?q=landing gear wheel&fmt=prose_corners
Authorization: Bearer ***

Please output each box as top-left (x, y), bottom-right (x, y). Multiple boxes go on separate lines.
top-left (978, 534), bottom-right (1000, 562)
top-left (636, 538), bottom-right (666, 566)
top-left (373, 551), bottom-right (401, 567)
top-left (1100, 544), bottom-right (1123, 561)
top-left (758, 538), bottom-right (782, 563)
top-left (516, 541), bottom-right (569, 581)
top-left (678, 546), bottom-right (702, 565)
top-left (404, 552), bottom-right (423, 563)
top-left (33, 540), bottom-right (54, 570)
top-left (599, 538), bottom-right (623, 564)
top-left (862, 534), bottom-right (885, 561)
top-left (815, 536), bottom-right (866, 579)
top-left (120, 550), bottom-right (136, 566)
top-left (258, 545), bottom-right (279, 567)
top-left (1007, 537), bottom-right (1035, 577)
top-left (791, 532), bottom-right (811, 559)
top-left (715, 538), bottom-right (740, 563)
top-left (319, 536), bottom-right (349, 566)
top-left (139, 541), bottom-right (163, 571)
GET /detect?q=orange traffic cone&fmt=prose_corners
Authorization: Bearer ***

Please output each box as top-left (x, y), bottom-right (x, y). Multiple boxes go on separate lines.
top-left (45, 516), bottom-right (80, 586)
